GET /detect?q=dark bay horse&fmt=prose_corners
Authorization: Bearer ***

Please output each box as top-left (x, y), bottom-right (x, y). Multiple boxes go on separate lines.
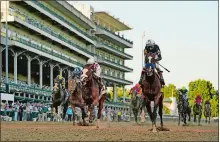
top-left (204, 101), bottom-right (211, 124)
top-left (80, 64), bottom-right (106, 128)
top-left (141, 52), bottom-right (163, 132)
top-left (130, 89), bottom-right (145, 123)
top-left (51, 82), bottom-right (68, 121)
top-left (193, 102), bottom-right (202, 126)
top-left (68, 75), bottom-right (88, 126)
top-left (177, 91), bottom-right (191, 125)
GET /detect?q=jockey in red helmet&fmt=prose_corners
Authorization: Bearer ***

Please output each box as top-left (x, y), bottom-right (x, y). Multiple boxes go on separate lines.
top-left (194, 94), bottom-right (202, 105)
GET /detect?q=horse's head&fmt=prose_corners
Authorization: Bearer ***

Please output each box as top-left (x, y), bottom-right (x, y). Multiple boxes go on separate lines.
top-left (80, 64), bottom-right (94, 85)
top-left (145, 52), bottom-right (157, 64)
top-left (130, 89), bottom-right (138, 99)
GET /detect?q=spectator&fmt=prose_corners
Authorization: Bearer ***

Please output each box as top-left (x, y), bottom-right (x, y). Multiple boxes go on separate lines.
top-left (117, 110), bottom-right (121, 122)
top-left (66, 106), bottom-right (72, 122)
top-left (18, 104), bottom-right (23, 121)
top-left (42, 104), bottom-right (48, 121)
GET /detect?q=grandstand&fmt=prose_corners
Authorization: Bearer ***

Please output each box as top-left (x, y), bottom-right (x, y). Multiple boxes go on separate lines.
top-left (0, 1), bottom-right (133, 110)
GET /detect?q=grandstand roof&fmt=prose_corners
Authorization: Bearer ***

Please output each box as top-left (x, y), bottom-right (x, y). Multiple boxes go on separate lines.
top-left (94, 11), bottom-right (132, 32)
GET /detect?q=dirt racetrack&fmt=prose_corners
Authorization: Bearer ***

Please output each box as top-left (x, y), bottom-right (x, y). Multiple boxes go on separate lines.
top-left (1, 121), bottom-right (219, 141)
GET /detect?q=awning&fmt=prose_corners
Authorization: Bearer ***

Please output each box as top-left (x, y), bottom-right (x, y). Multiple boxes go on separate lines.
top-left (94, 11), bottom-right (132, 32)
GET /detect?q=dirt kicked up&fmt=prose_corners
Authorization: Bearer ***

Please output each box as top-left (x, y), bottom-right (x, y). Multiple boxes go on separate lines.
top-left (1, 121), bottom-right (218, 141)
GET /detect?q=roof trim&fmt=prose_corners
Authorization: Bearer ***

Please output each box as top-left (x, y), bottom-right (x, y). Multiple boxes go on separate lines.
top-left (94, 11), bottom-right (132, 31)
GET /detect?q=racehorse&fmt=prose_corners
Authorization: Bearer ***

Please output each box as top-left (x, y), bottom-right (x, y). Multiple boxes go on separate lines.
top-left (193, 102), bottom-right (202, 126)
top-left (204, 101), bottom-right (211, 124)
top-left (51, 81), bottom-right (68, 122)
top-left (130, 89), bottom-right (145, 123)
top-left (140, 52), bottom-right (164, 132)
top-left (68, 74), bottom-right (88, 126)
top-left (80, 64), bottom-right (106, 128)
top-left (177, 91), bottom-right (191, 125)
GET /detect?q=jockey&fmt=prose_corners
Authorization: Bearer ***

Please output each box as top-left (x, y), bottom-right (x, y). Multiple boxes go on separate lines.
top-left (129, 83), bottom-right (141, 95)
top-left (54, 74), bottom-right (69, 105)
top-left (179, 87), bottom-right (189, 107)
top-left (142, 39), bottom-right (165, 85)
top-left (72, 67), bottom-right (82, 78)
top-left (194, 94), bottom-right (202, 106)
top-left (85, 58), bottom-right (104, 90)
top-left (205, 99), bottom-right (211, 105)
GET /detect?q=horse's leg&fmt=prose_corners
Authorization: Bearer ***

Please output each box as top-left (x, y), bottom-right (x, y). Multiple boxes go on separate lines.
top-left (178, 113), bottom-right (181, 126)
top-left (80, 107), bottom-right (87, 125)
top-left (183, 111), bottom-right (187, 124)
top-left (205, 116), bottom-right (207, 123)
top-left (158, 98), bottom-right (163, 129)
top-left (55, 106), bottom-right (58, 114)
top-left (71, 105), bottom-right (76, 125)
top-left (198, 112), bottom-right (202, 126)
top-left (62, 103), bottom-right (68, 122)
top-left (208, 112), bottom-right (211, 124)
top-left (194, 114), bottom-right (196, 123)
top-left (188, 109), bottom-right (191, 122)
top-left (146, 101), bottom-right (154, 131)
top-left (96, 95), bottom-right (105, 129)
top-left (152, 105), bottom-right (158, 132)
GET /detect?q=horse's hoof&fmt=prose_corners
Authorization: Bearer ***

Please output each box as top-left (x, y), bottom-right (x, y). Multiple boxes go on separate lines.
top-left (152, 128), bottom-right (157, 133)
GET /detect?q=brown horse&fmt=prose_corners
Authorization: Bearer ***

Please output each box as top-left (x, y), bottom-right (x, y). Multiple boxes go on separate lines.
top-left (80, 64), bottom-right (106, 128)
top-left (68, 75), bottom-right (88, 126)
top-left (141, 52), bottom-right (163, 132)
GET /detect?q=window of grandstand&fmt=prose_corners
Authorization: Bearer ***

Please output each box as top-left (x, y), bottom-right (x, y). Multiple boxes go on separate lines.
top-left (120, 73), bottom-right (123, 79)
top-left (120, 60), bottom-right (123, 65)
top-left (112, 71), bottom-right (115, 77)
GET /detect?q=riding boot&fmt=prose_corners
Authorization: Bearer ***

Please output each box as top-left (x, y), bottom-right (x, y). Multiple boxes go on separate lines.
top-left (61, 89), bottom-right (68, 106)
top-left (139, 73), bottom-right (144, 84)
top-left (158, 71), bottom-right (165, 86)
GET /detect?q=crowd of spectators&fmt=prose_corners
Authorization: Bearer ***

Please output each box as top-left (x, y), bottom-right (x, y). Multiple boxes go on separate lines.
top-left (1, 101), bottom-right (131, 122)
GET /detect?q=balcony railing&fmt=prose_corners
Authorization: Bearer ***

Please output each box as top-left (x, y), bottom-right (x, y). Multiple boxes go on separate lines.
top-left (97, 56), bottom-right (133, 71)
top-left (1, 82), bottom-right (52, 96)
top-left (96, 40), bottom-right (133, 59)
top-left (10, 8), bottom-right (94, 57)
top-left (31, 1), bottom-right (94, 40)
top-left (2, 30), bottom-right (83, 67)
top-left (98, 25), bottom-right (133, 44)
top-left (9, 82), bottom-right (52, 96)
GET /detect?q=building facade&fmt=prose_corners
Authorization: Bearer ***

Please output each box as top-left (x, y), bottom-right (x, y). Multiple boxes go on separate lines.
top-left (0, 1), bottom-right (133, 109)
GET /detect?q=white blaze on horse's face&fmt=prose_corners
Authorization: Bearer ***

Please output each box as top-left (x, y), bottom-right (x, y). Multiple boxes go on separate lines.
top-left (148, 56), bottom-right (152, 63)
top-left (80, 68), bottom-right (88, 81)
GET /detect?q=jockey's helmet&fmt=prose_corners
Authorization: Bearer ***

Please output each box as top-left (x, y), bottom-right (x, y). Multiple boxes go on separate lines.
top-left (181, 86), bottom-right (188, 91)
top-left (135, 83), bottom-right (140, 88)
top-left (196, 94), bottom-right (201, 98)
top-left (74, 67), bottom-right (81, 74)
top-left (146, 39), bottom-right (155, 46)
top-left (87, 58), bottom-right (95, 64)
top-left (57, 75), bottom-right (62, 80)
